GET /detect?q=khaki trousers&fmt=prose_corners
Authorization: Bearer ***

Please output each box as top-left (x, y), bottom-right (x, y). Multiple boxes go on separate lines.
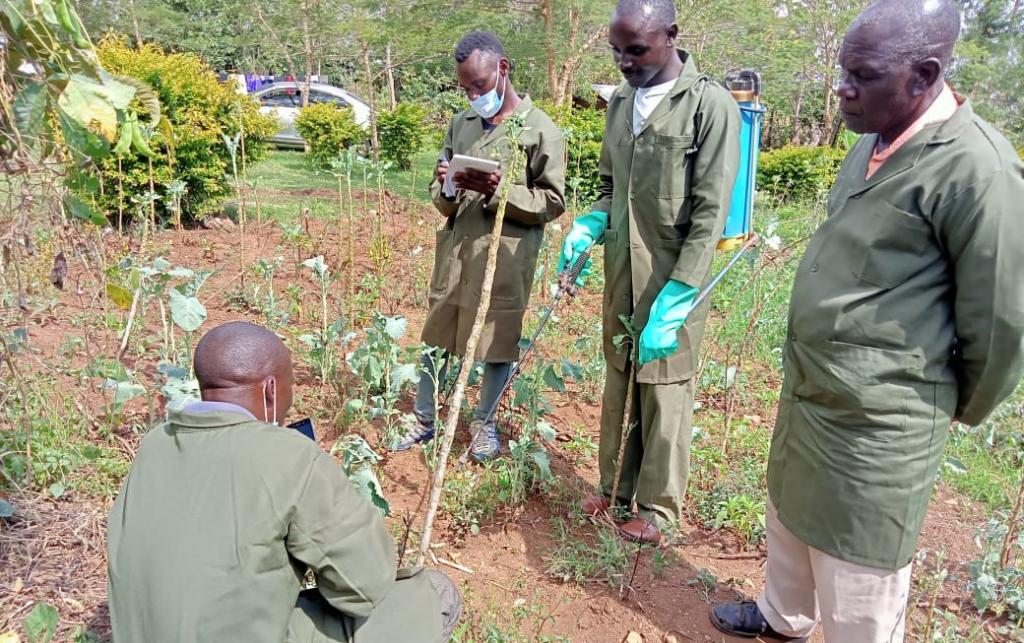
top-left (598, 362), bottom-right (695, 524)
top-left (757, 499), bottom-right (912, 643)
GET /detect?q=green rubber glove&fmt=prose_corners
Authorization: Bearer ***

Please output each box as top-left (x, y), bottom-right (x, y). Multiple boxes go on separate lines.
top-left (638, 280), bottom-right (700, 366)
top-left (558, 211), bottom-right (608, 286)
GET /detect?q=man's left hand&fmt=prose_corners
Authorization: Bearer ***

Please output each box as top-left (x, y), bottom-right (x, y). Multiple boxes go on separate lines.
top-left (454, 167), bottom-right (502, 197)
top-left (636, 280), bottom-right (700, 366)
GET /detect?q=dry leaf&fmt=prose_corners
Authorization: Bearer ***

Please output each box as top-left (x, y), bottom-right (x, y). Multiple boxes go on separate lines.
top-left (50, 252), bottom-right (68, 291)
top-left (11, 577), bottom-right (23, 594)
top-left (0, 632), bottom-right (21, 643)
top-left (622, 632), bottom-right (644, 643)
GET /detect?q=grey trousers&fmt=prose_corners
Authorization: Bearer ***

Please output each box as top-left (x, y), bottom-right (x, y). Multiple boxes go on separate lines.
top-left (413, 349), bottom-right (513, 427)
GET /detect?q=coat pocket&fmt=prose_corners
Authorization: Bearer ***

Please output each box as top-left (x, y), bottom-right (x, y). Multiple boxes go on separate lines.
top-left (429, 228), bottom-right (454, 299)
top-left (793, 339), bottom-right (919, 442)
top-left (654, 134), bottom-right (695, 199)
top-left (490, 234), bottom-right (527, 310)
top-left (852, 203), bottom-right (934, 289)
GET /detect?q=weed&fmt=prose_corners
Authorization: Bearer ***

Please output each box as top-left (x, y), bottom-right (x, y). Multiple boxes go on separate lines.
top-left (969, 514), bottom-right (1024, 625)
top-left (545, 516), bottom-right (634, 585)
top-left (251, 256), bottom-right (289, 330)
top-left (688, 568), bottom-right (719, 602)
top-left (560, 426), bottom-right (598, 466)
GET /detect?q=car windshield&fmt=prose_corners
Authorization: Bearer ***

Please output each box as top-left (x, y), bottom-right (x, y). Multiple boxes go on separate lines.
top-left (260, 90), bottom-right (302, 107)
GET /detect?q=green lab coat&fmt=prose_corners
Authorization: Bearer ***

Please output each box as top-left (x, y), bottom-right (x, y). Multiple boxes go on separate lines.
top-left (592, 50), bottom-right (740, 384)
top-left (107, 409), bottom-right (441, 643)
top-left (768, 99), bottom-right (1024, 570)
top-left (422, 96), bottom-right (566, 363)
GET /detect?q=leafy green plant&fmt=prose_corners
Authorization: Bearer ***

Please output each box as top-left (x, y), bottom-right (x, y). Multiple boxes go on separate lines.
top-left (545, 517), bottom-right (633, 585)
top-left (969, 515), bottom-right (1024, 624)
top-left (539, 102), bottom-right (604, 211)
top-left (298, 256), bottom-right (350, 383)
top-left (377, 103), bottom-right (429, 170)
top-left (295, 103), bottom-right (368, 169)
top-left (331, 434), bottom-right (389, 514)
top-left (251, 257), bottom-right (288, 330)
top-left (756, 145), bottom-right (845, 201)
top-left (344, 314), bottom-right (420, 442)
top-left (24, 601), bottom-right (58, 643)
top-left (96, 36), bottom-right (276, 223)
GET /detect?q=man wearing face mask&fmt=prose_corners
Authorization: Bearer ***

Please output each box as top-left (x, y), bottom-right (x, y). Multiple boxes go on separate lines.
top-left (558, 0), bottom-right (739, 545)
top-left (393, 31), bottom-right (566, 463)
top-left (108, 321), bottom-right (462, 643)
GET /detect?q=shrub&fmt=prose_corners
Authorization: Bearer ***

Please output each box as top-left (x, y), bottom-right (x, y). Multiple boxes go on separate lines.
top-left (95, 36), bottom-right (277, 224)
top-left (757, 145), bottom-right (846, 201)
top-left (294, 103), bottom-right (368, 169)
top-left (538, 101), bottom-right (606, 210)
top-left (377, 103), bottom-right (429, 170)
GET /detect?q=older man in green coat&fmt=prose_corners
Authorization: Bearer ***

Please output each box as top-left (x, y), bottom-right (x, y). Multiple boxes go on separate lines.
top-left (560, 0), bottom-right (739, 544)
top-left (712, 1), bottom-right (1024, 641)
top-left (108, 322), bottom-right (461, 643)
top-left (392, 31), bottom-right (566, 462)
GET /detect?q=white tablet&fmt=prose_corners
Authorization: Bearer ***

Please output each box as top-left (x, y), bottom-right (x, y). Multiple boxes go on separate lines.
top-left (448, 154), bottom-right (500, 176)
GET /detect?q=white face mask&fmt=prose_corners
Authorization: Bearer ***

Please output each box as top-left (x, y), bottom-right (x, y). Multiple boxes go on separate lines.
top-left (262, 379), bottom-right (278, 426)
top-left (470, 62), bottom-right (506, 120)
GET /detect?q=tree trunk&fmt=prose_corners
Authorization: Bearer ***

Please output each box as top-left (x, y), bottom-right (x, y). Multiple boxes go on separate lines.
top-left (300, 0), bottom-right (313, 107)
top-left (540, 0), bottom-right (558, 101)
top-left (790, 80), bottom-right (805, 146)
top-left (385, 44), bottom-right (398, 109)
top-left (127, 0), bottom-right (143, 47)
top-left (362, 42), bottom-right (381, 162)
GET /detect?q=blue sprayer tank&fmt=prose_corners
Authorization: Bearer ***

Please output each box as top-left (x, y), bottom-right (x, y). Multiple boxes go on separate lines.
top-left (720, 70), bottom-right (765, 250)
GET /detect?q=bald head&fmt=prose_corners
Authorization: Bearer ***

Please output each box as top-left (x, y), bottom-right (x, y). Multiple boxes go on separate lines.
top-left (851, 0), bottom-right (960, 66)
top-left (613, 0), bottom-right (676, 31)
top-left (194, 321), bottom-right (290, 388)
top-left (193, 321), bottom-right (294, 424)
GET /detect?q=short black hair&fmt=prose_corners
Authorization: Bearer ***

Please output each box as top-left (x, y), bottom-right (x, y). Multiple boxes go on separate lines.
top-left (614, 0), bottom-right (677, 30)
top-left (455, 31), bottom-right (504, 64)
top-left (853, 0), bottom-right (961, 66)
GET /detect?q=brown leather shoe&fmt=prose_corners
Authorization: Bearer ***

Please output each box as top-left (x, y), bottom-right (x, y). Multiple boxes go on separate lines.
top-left (581, 494), bottom-right (611, 516)
top-left (618, 518), bottom-right (662, 544)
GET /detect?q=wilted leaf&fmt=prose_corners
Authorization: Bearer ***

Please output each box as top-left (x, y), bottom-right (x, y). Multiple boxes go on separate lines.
top-left (560, 359), bottom-right (584, 382)
top-left (49, 252), bottom-right (68, 290)
top-left (47, 483), bottom-right (65, 499)
top-left (57, 76), bottom-right (117, 142)
top-left (24, 602), bottom-right (58, 643)
top-left (536, 421), bottom-right (557, 442)
top-left (301, 255), bottom-right (328, 278)
top-left (531, 449), bottom-right (553, 481)
top-left (348, 467), bottom-right (390, 515)
top-left (169, 288), bottom-right (206, 332)
top-left (0, 499), bottom-right (15, 518)
top-left (0, 630), bottom-right (21, 643)
top-left (104, 283), bottom-right (132, 310)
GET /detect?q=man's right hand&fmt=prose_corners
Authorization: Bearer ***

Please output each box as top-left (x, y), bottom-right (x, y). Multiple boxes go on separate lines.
top-left (558, 211), bottom-right (609, 287)
top-left (435, 160), bottom-right (450, 184)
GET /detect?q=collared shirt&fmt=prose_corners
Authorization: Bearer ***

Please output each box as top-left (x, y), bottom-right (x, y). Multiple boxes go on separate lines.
top-left (182, 399), bottom-right (257, 420)
top-left (866, 83), bottom-right (959, 178)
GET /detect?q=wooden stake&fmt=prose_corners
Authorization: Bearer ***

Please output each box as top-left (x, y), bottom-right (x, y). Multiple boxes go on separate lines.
top-left (417, 121), bottom-right (527, 565)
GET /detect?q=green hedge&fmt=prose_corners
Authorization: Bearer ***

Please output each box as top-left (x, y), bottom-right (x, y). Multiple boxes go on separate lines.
top-left (96, 37), bottom-right (277, 224)
top-left (294, 103), bottom-right (368, 169)
top-left (757, 145), bottom-right (846, 201)
top-left (378, 103), bottom-right (429, 170)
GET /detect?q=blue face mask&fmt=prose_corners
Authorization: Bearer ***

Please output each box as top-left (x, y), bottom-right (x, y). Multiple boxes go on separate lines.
top-left (470, 63), bottom-right (506, 120)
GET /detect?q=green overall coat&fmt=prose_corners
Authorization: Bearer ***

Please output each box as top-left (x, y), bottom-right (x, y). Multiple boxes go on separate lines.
top-left (421, 97), bottom-right (566, 363)
top-left (592, 50), bottom-right (740, 383)
top-left (107, 409), bottom-right (441, 643)
top-left (767, 99), bottom-right (1024, 570)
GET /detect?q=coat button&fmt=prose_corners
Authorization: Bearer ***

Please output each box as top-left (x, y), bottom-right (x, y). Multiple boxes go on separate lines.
top-left (629, 193), bottom-right (635, 200)
top-left (810, 264), bottom-right (819, 272)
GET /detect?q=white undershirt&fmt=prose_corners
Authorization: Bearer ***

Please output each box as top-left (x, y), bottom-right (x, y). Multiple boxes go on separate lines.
top-left (633, 79), bottom-right (675, 135)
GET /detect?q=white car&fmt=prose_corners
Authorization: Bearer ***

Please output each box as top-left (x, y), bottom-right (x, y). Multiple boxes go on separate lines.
top-left (253, 82), bottom-right (371, 148)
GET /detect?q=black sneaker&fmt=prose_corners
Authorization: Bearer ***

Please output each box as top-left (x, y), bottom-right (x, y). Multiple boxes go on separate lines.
top-left (391, 418), bottom-right (435, 452)
top-left (709, 601), bottom-right (808, 640)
